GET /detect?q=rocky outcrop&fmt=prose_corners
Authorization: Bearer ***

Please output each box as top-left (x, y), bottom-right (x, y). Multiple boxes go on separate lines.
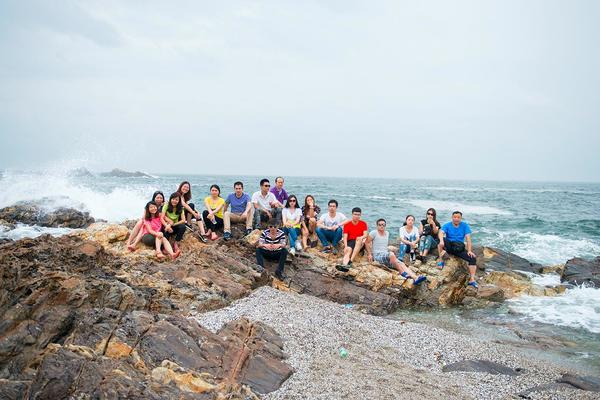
top-left (0, 221), bottom-right (586, 398)
top-left (442, 359), bottom-right (523, 376)
top-left (0, 234), bottom-right (291, 398)
top-left (99, 168), bottom-right (154, 178)
top-left (476, 246), bottom-right (542, 274)
top-left (563, 256), bottom-right (600, 287)
top-left (0, 203), bottom-right (94, 228)
top-left (67, 167), bottom-right (95, 178)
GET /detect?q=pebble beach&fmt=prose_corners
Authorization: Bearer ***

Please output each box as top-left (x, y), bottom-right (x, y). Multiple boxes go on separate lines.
top-left (196, 287), bottom-right (598, 400)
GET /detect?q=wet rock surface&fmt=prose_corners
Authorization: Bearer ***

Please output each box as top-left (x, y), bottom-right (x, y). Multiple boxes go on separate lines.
top-left (0, 202), bottom-right (94, 228)
top-left (563, 256), bottom-right (600, 287)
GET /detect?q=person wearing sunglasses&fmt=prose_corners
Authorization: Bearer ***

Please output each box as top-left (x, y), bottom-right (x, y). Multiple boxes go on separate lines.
top-left (252, 178), bottom-right (283, 229)
top-left (366, 218), bottom-right (427, 285)
top-left (255, 221), bottom-right (288, 281)
top-left (418, 208), bottom-right (441, 259)
top-left (282, 195), bottom-right (303, 256)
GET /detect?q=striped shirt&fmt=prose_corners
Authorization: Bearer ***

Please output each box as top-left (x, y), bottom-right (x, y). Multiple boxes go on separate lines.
top-left (259, 229), bottom-right (287, 246)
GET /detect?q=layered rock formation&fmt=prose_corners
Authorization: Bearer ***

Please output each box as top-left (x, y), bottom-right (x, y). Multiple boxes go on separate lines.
top-left (0, 220), bottom-right (586, 399)
top-left (0, 203), bottom-right (94, 229)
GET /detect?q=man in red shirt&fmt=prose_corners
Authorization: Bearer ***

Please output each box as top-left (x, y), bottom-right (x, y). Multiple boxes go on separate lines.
top-left (337, 207), bottom-right (368, 270)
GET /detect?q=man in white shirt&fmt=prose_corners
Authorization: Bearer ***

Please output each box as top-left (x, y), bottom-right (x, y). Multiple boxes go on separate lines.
top-left (366, 218), bottom-right (426, 285)
top-left (252, 178), bottom-right (283, 229)
top-left (316, 199), bottom-right (349, 254)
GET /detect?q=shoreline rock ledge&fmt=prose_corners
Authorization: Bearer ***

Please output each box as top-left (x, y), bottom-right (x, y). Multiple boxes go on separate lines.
top-left (0, 222), bottom-right (596, 399)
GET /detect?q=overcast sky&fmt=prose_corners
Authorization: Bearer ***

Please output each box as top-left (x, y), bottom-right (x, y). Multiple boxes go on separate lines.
top-left (0, 1), bottom-right (598, 181)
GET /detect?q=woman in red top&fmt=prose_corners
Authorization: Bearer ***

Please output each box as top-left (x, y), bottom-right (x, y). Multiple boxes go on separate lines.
top-left (128, 201), bottom-right (180, 260)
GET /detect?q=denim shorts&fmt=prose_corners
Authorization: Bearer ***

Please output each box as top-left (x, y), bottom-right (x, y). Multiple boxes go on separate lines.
top-left (374, 252), bottom-right (391, 267)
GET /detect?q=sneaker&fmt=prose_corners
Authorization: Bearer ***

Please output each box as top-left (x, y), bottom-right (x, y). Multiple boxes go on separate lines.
top-left (245, 228), bottom-right (253, 236)
top-left (198, 234), bottom-right (208, 243)
top-left (335, 264), bottom-right (350, 272)
top-left (253, 264), bottom-right (265, 273)
top-left (290, 248), bottom-right (296, 257)
top-left (414, 276), bottom-right (427, 285)
top-left (185, 223), bottom-right (193, 231)
top-left (321, 247), bottom-right (331, 254)
top-left (275, 270), bottom-right (287, 281)
top-left (332, 247), bottom-right (338, 255)
top-left (295, 242), bottom-right (303, 251)
top-left (223, 232), bottom-right (232, 241)
top-left (467, 280), bottom-right (479, 289)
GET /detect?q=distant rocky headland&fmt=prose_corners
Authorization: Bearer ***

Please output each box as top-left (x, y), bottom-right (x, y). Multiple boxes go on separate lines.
top-left (99, 168), bottom-right (155, 178)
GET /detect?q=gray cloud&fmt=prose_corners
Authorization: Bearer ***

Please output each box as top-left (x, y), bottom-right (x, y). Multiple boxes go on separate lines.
top-left (0, 0), bottom-right (599, 181)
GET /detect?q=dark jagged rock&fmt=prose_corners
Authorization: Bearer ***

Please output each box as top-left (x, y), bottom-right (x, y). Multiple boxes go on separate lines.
top-left (476, 246), bottom-right (542, 274)
top-left (517, 382), bottom-right (581, 398)
top-left (557, 373), bottom-right (600, 392)
top-left (562, 257), bottom-right (600, 287)
top-left (442, 360), bottom-right (523, 376)
top-left (286, 268), bottom-right (399, 315)
top-left (0, 203), bottom-right (94, 228)
top-left (99, 168), bottom-right (154, 178)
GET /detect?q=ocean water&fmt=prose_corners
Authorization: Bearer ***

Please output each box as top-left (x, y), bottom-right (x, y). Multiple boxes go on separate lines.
top-left (1, 167), bottom-right (599, 368)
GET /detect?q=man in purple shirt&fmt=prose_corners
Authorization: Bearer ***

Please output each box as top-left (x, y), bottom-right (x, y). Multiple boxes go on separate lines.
top-left (270, 177), bottom-right (289, 205)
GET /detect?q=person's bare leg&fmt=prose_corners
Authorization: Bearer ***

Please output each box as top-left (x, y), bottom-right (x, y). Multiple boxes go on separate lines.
top-left (301, 225), bottom-right (309, 249)
top-left (128, 230), bottom-right (144, 251)
top-left (436, 242), bottom-right (446, 263)
top-left (342, 246), bottom-right (352, 265)
top-left (196, 219), bottom-right (207, 236)
top-left (468, 265), bottom-right (477, 282)
top-left (162, 238), bottom-right (179, 259)
top-left (127, 219), bottom-right (143, 246)
top-left (350, 238), bottom-right (365, 262)
top-left (309, 219), bottom-right (318, 241)
top-left (155, 237), bottom-right (166, 259)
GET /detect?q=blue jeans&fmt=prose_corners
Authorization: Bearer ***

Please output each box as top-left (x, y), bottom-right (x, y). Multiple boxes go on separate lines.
top-left (399, 243), bottom-right (416, 256)
top-left (316, 227), bottom-right (343, 247)
top-left (418, 235), bottom-right (438, 253)
top-left (284, 227), bottom-right (301, 248)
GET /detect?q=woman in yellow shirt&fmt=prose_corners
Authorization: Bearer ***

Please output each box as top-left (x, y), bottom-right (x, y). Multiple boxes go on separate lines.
top-left (203, 184), bottom-right (225, 241)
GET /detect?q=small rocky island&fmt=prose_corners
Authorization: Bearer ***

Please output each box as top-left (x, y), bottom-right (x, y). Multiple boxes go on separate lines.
top-left (0, 206), bottom-right (598, 399)
top-left (99, 168), bottom-right (155, 178)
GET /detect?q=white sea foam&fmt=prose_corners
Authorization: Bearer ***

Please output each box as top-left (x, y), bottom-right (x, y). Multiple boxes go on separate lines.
top-left (508, 286), bottom-right (600, 334)
top-left (0, 224), bottom-right (74, 240)
top-left (423, 186), bottom-right (600, 195)
top-left (0, 169), bottom-right (152, 222)
top-left (480, 228), bottom-right (600, 265)
top-left (530, 273), bottom-right (562, 287)
top-left (403, 199), bottom-right (512, 216)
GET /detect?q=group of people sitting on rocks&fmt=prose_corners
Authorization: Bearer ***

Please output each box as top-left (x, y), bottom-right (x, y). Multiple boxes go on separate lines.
top-left (125, 177), bottom-right (479, 287)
